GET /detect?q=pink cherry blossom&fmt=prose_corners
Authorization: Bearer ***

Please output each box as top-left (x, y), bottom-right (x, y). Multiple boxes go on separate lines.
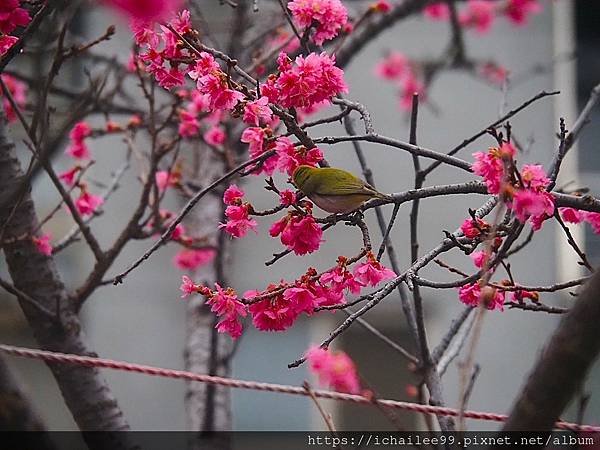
top-left (583, 212), bottom-right (600, 234)
top-left (269, 216), bottom-right (289, 238)
top-left (275, 52), bottom-right (348, 109)
top-left (460, 217), bottom-right (489, 238)
top-left (352, 253), bottom-right (396, 287)
top-left (313, 284), bottom-right (346, 308)
top-left (283, 286), bottom-right (317, 315)
top-left (65, 142), bottom-right (91, 160)
top-left (170, 223), bottom-right (186, 241)
top-left (105, 121), bottom-right (122, 132)
top-left (248, 290), bottom-right (298, 332)
top-left (199, 284), bottom-right (247, 339)
top-left (203, 126), bottom-right (226, 146)
top-left (173, 248), bottom-right (216, 271)
top-left (178, 109), bottom-right (200, 138)
top-left (189, 91), bottom-right (211, 114)
top-left (170, 9), bottom-right (192, 34)
top-left (306, 346), bottom-right (360, 394)
top-left (499, 142), bottom-right (516, 159)
top-left (424, 3), bottom-right (450, 21)
top-left (102, 0), bottom-right (182, 22)
top-left (220, 204), bottom-right (258, 238)
top-left (472, 150), bottom-right (505, 194)
top-left (0, 74), bottom-right (26, 123)
top-left (470, 250), bottom-right (486, 268)
top-left (130, 21), bottom-right (159, 47)
top-left (460, 0), bottom-right (496, 34)
top-left (65, 122), bottom-right (92, 160)
top-left (179, 275), bottom-right (199, 298)
top-left (504, 0), bottom-right (541, 26)
top-left (511, 189), bottom-right (554, 224)
top-left (279, 190), bottom-right (297, 206)
top-left (243, 96), bottom-right (273, 126)
top-left (288, 0), bottom-right (348, 45)
top-left (188, 52), bottom-right (220, 80)
top-left (0, 35), bottom-right (18, 56)
top-left (458, 283), bottom-right (481, 307)
top-left (320, 264), bottom-right (364, 295)
top-left (275, 136), bottom-right (323, 176)
top-left (75, 190), bottom-right (103, 217)
top-left (374, 52), bottom-right (407, 80)
top-left (520, 164), bottom-right (549, 190)
top-left (372, 0), bottom-right (391, 13)
top-left (560, 207), bottom-right (584, 224)
top-left (223, 184), bottom-right (245, 205)
top-left (241, 127), bottom-right (267, 156)
top-left (207, 284), bottom-right (247, 318)
top-left (154, 66), bottom-right (185, 90)
top-left (195, 73), bottom-right (244, 111)
top-left (155, 170), bottom-right (177, 192)
top-left (59, 166), bottom-right (81, 187)
top-left (270, 213), bottom-right (323, 255)
top-left (511, 289), bottom-right (539, 303)
top-left (0, 0), bottom-right (30, 34)
top-left (216, 317), bottom-right (243, 339)
top-left (32, 234), bottom-right (52, 256)
top-left (458, 283), bottom-right (505, 311)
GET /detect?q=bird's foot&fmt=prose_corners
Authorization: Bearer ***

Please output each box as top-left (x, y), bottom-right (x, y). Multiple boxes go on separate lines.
top-left (345, 210), bottom-right (364, 226)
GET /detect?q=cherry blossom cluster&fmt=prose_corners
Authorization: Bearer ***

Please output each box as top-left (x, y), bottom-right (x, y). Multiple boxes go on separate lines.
top-left (264, 52), bottom-right (348, 109)
top-left (287, 0), bottom-right (348, 46)
top-left (131, 10), bottom-right (194, 89)
top-left (424, 0), bottom-right (542, 33)
top-left (472, 142), bottom-right (554, 230)
top-left (59, 121), bottom-right (116, 218)
top-left (306, 346), bottom-right (361, 394)
top-left (458, 217), bottom-right (538, 311)
top-left (0, 0), bottom-right (30, 57)
top-left (174, 89), bottom-right (221, 140)
top-left (374, 52), bottom-right (425, 110)
top-left (455, 138), bottom-right (600, 311)
top-left (220, 185), bottom-right (258, 239)
top-left (243, 131), bottom-right (324, 177)
top-left (181, 253), bottom-right (395, 339)
top-left (269, 208), bottom-right (324, 256)
top-left (150, 168), bottom-right (219, 271)
top-left (560, 208), bottom-right (600, 235)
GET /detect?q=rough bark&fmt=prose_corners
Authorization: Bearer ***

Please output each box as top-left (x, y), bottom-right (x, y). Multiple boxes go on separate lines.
top-left (497, 270), bottom-right (600, 434)
top-left (0, 116), bottom-right (135, 449)
top-left (184, 147), bottom-right (233, 449)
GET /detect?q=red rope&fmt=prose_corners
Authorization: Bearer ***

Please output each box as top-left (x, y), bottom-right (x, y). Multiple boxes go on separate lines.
top-left (1, 343), bottom-right (598, 433)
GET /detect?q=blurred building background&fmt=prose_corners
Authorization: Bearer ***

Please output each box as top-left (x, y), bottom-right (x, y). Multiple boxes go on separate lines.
top-left (0, 0), bottom-right (598, 432)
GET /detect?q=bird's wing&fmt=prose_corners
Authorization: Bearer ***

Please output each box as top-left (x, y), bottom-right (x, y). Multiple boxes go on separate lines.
top-left (311, 168), bottom-right (379, 196)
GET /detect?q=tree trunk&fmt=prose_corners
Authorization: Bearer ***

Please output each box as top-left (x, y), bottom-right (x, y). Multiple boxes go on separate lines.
top-left (0, 115), bottom-right (135, 449)
top-left (497, 270), bottom-right (600, 436)
top-left (184, 148), bottom-right (233, 449)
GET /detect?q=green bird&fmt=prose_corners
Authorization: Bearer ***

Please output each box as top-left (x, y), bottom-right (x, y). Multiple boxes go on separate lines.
top-left (292, 165), bottom-right (394, 214)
